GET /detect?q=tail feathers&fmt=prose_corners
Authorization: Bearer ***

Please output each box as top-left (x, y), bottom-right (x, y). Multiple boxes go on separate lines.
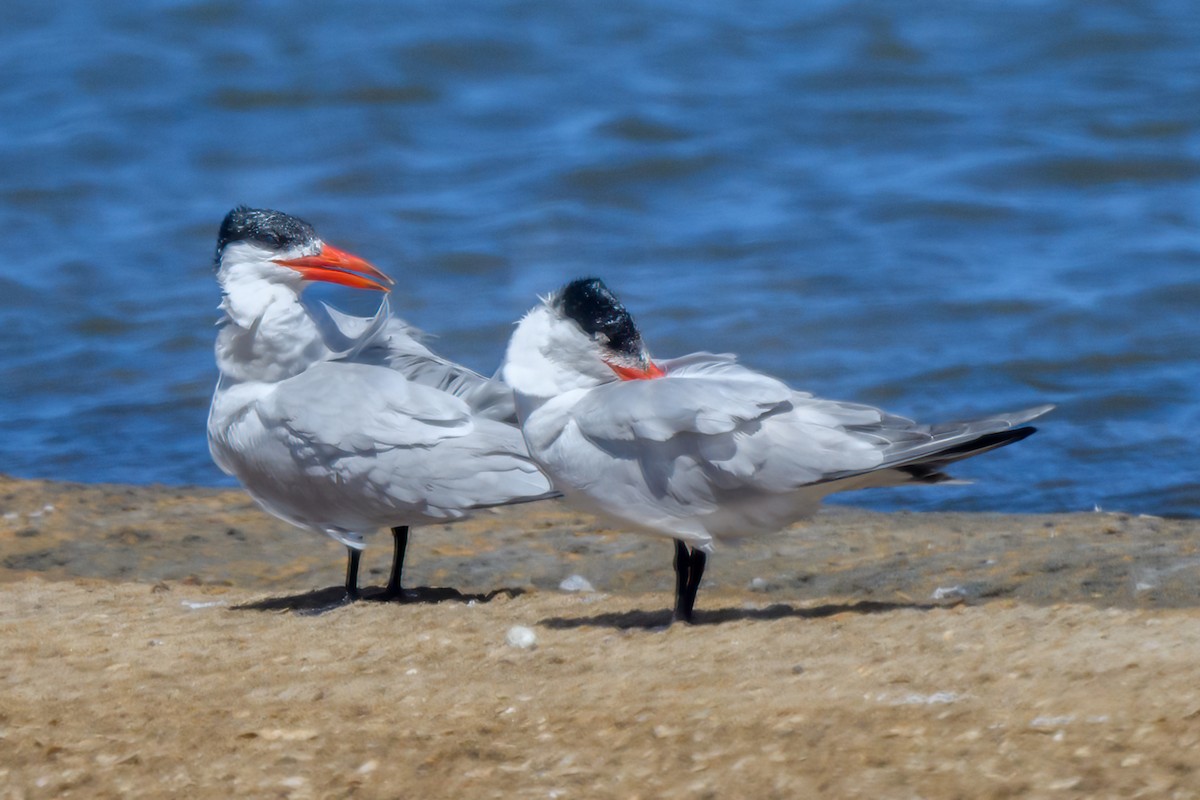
top-left (821, 405), bottom-right (1052, 489)
top-left (880, 405), bottom-right (1051, 468)
top-left (928, 404), bottom-right (1053, 437)
top-left (894, 426), bottom-right (1038, 484)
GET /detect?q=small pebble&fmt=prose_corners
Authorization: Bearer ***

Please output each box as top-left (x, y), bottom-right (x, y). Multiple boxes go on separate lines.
top-left (749, 577), bottom-right (769, 592)
top-left (181, 600), bottom-right (225, 610)
top-left (506, 625), bottom-right (538, 649)
top-left (559, 575), bottom-right (595, 593)
top-left (1030, 715), bottom-right (1074, 729)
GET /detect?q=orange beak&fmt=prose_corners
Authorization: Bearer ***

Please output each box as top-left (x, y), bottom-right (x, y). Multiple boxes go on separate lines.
top-left (273, 244), bottom-right (394, 292)
top-left (607, 360), bottom-right (666, 381)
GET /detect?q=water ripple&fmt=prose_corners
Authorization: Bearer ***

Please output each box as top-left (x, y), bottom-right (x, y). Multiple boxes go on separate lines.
top-left (0, 0), bottom-right (1196, 517)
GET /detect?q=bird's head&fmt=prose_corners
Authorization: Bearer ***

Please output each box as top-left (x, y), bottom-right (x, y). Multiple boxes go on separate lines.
top-left (214, 206), bottom-right (393, 294)
top-left (503, 277), bottom-right (663, 400)
top-left (552, 277), bottom-right (664, 380)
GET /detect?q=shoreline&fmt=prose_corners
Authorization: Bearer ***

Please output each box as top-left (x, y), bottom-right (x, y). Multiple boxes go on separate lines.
top-left (2, 474), bottom-right (1197, 610)
top-left (4, 475), bottom-right (1200, 798)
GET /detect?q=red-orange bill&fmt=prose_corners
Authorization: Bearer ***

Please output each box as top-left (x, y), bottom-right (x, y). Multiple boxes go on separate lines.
top-left (608, 360), bottom-right (666, 381)
top-left (273, 244), bottom-right (394, 292)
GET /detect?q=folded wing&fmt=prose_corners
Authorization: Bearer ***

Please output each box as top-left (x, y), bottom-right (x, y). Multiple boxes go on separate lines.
top-left (542, 353), bottom-right (1049, 534)
top-left (235, 362), bottom-right (551, 529)
top-left (322, 301), bottom-right (517, 422)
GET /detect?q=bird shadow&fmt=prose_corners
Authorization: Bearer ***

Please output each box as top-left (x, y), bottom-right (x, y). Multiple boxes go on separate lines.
top-left (540, 599), bottom-right (944, 631)
top-left (233, 585), bottom-right (526, 615)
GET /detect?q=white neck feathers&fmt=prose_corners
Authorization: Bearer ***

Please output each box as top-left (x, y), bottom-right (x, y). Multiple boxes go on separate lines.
top-left (501, 305), bottom-right (614, 402)
top-left (214, 275), bottom-right (328, 384)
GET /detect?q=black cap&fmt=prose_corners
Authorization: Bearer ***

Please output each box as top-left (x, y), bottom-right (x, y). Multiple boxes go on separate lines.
top-left (215, 206), bottom-right (319, 266)
top-left (556, 277), bottom-right (644, 359)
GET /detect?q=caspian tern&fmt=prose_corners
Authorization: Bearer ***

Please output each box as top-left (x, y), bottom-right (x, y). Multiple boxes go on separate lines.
top-left (207, 206), bottom-right (555, 604)
top-left (502, 277), bottom-right (1053, 623)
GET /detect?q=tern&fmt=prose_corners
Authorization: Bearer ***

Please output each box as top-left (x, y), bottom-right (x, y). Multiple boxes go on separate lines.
top-left (502, 277), bottom-right (1052, 623)
top-left (207, 207), bottom-right (555, 605)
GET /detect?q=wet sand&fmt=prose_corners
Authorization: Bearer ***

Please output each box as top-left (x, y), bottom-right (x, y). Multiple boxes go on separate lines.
top-left (2, 474), bottom-right (1199, 798)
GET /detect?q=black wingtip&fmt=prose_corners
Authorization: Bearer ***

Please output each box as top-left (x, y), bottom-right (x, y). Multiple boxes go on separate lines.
top-left (935, 425), bottom-right (1038, 459)
top-left (894, 426), bottom-right (1039, 483)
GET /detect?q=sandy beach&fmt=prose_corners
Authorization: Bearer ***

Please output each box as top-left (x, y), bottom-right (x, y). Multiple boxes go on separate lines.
top-left (2, 474), bottom-right (1199, 799)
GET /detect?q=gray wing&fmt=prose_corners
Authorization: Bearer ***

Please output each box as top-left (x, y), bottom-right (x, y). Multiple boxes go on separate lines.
top-left (565, 355), bottom-right (878, 498)
top-left (322, 302), bottom-right (517, 422)
top-left (534, 354), bottom-right (833, 537)
top-left (238, 362), bottom-right (551, 532)
top-left (652, 353), bottom-right (1053, 488)
top-left (578, 352), bottom-right (794, 441)
top-left (536, 353), bottom-right (1049, 540)
top-left (812, 402), bottom-right (1054, 485)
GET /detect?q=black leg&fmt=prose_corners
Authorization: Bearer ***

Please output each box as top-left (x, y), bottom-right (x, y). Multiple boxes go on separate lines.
top-left (344, 546), bottom-right (362, 600)
top-left (383, 526), bottom-right (412, 600)
top-left (671, 542), bottom-right (707, 624)
top-left (672, 540), bottom-right (708, 624)
top-left (684, 548), bottom-right (706, 620)
top-left (673, 539), bottom-right (690, 615)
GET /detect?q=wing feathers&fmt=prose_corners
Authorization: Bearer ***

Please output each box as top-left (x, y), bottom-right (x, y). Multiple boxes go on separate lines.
top-left (819, 405), bottom-right (1053, 485)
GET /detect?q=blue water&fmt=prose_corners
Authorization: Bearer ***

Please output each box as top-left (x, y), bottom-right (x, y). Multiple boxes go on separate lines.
top-left (1, 0), bottom-right (1197, 517)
